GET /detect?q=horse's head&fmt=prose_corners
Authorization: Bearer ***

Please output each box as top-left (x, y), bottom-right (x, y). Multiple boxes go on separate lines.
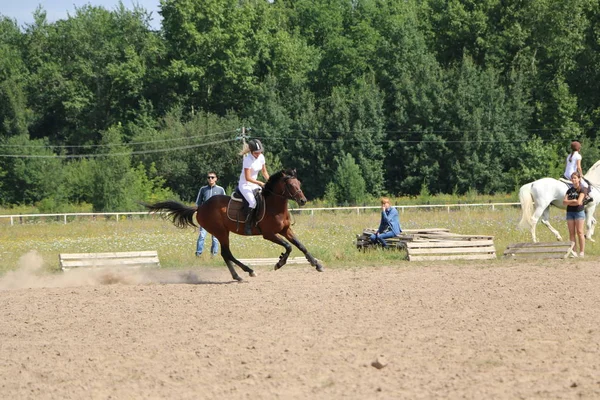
top-left (265, 169), bottom-right (307, 206)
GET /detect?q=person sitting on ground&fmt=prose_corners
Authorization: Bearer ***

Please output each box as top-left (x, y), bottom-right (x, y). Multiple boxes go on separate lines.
top-left (369, 197), bottom-right (402, 248)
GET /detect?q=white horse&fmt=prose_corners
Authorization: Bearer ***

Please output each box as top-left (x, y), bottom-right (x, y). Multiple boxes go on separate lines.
top-left (518, 160), bottom-right (600, 242)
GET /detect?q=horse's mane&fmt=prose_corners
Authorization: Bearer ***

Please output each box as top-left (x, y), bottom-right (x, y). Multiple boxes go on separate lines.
top-left (584, 160), bottom-right (600, 187)
top-left (264, 169), bottom-right (296, 197)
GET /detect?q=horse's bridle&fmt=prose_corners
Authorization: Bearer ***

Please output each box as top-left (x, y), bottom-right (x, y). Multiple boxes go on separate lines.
top-left (266, 176), bottom-right (304, 201)
top-left (283, 177), bottom-right (304, 201)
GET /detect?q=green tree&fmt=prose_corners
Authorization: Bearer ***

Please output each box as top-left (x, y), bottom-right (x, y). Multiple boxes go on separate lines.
top-left (0, 17), bottom-right (31, 138)
top-left (23, 4), bottom-right (162, 146)
top-left (318, 78), bottom-right (386, 196)
top-left (331, 153), bottom-right (366, 206)
top-left (0, 136), bottom-right (66, 207)
top-left (130, 108), bottom-right (242, 201)
top-left (161, 0), bottom-right (259, 115)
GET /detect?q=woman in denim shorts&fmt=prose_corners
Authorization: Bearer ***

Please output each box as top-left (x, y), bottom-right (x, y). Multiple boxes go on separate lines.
top-left (563, 172), bottom-right (587, 257)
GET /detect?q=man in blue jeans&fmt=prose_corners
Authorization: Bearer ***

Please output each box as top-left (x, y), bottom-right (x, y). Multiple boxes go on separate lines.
top-left (195, 172), bottom-right (226, 257)
top-left (370, 197), bottom-right (402, 248)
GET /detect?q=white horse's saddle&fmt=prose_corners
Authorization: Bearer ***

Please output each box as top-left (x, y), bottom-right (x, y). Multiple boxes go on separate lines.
top-left (559, 177), bottom-right (572, 186)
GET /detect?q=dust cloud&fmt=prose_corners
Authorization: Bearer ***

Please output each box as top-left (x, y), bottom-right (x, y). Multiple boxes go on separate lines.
top-left (0, 251), bottom-right (207, 290)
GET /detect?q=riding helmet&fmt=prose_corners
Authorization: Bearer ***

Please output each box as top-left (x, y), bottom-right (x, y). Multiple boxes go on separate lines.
top-left (248, 139), bottom-right (264, 153)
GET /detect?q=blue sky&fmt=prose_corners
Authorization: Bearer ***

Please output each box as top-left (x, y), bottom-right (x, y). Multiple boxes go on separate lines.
top-left (2, 0), bottom-right (162, 30)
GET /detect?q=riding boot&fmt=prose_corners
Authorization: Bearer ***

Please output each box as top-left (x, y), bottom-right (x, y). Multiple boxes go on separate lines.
top-left (245, 207), bottom-right (255, 235)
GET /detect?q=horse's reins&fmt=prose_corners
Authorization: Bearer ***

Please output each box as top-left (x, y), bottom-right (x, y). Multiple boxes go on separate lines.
top-left (264, 177), bottom-right (304, 201)
top-left (262, 177), bottom-right (304, 225)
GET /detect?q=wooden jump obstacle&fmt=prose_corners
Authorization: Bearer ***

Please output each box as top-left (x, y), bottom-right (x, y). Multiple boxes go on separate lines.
top-left (356, 228), bottom-right (496, 261)
top-left (355, 228), bottom-right (451, 250)
top-left (503, 242), bottom-right (574, 259)
top-left (59, 251), bottom-right (160, 271)
top-left (236, 256), bottom-right (312, 266)
top-left (406, 234), bottom-right (496, 261)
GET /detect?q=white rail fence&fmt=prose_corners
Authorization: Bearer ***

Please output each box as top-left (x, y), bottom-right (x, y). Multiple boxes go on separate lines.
top-left (0, 203), bottom-right (520, 226)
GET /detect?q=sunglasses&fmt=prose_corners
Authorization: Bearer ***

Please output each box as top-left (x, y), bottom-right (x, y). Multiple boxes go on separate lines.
top-left (207, 176), bottom-right (216, 179)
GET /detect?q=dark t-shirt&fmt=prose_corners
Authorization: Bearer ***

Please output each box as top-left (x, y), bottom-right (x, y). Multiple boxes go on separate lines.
top-left (566, 186), bottom-right (587, 212)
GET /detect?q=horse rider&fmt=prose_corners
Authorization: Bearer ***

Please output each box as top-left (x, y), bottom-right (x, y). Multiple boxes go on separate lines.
top-left (238, 139), bottom-right (270, 235)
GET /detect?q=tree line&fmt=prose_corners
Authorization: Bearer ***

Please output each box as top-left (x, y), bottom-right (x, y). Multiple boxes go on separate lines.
top-left (1, 0), bottom-right (599, 211)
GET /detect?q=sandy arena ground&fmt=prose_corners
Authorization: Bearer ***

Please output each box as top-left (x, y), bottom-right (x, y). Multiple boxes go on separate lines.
top-left (1, 254), bottom-right (599, 399)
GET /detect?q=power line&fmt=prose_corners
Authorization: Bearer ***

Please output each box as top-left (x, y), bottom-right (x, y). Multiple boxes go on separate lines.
top-left (0, 138), bottom-right (238, 159)
top-left (0, 127), bottom-right (571, 159)
top-left (0, 129), bottom-right (238, 149)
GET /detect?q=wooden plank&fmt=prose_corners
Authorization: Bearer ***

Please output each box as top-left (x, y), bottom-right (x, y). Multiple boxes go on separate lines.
top-left (59, 251), bottom-right (160, 271)
top-left (236, 257), bottom-right (312, 266)
top-left (61, 257), bottom-right (160, 267)
top-left (505, 253), bottom-right (569, 260)
top-left (405, 235), bottom-right (496, 261)
top-left (410, 234), bottom-right (494, 240)
top-left (503, 247), bottom-right (572, 255)
top-left (401, 228), bottom-right (450, 234)
top-left (236, 258), bottom-right (281, 263)
top-left (408, 246), bottom-right (495, 255)
top-left (505, 242), bottom-right (571, 249)
top-left (503, 242), bottom-right (572, 259)
top-left (409, 254), bottom-right (497, 261)
top-left (60, 251), bottom-right (158, 259)
top-left (400, 235), bottom-right (494, 242)
top-left (407, 240), bottom-right (494, 249)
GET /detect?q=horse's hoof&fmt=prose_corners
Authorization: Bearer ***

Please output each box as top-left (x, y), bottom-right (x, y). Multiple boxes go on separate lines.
top-left (315, 265), bottom-right (323, 272)
top-left (249, 271), bottom-right (257, 277)
top-left (234, 276), bottom-right (244, 282)
top-left (274, 264), bottom-right (282, 271)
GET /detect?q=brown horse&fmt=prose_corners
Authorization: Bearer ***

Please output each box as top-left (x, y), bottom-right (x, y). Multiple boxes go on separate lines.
top-left (144, 169), bottom-right (323, 281)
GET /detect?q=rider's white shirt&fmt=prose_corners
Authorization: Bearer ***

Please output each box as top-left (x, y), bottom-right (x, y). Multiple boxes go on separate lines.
top-left (564, 151), bottom-right (582, 180)
top-left (239, 153), bottom-right (265, 189)
top-left (238, 153), bottom-right (266, 208)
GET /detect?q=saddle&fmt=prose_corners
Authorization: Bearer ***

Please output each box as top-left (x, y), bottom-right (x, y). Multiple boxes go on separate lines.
top-left (559, 177), bottom-right (572, 186)
top-left (226, 188), bottom-right (265, 227)
top-left (560, 176), bottom-right (593, 187)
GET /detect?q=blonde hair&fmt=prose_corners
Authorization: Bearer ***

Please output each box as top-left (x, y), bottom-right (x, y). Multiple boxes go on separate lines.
top-left (239, 142), bottom-right (250, 156)
top-left (380, 197), bottom-right (390, 205)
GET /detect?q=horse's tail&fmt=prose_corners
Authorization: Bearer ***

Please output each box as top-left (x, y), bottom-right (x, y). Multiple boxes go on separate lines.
top-left (518, 183), bottom-right (534, 230)
top-left (144, 200), bottom-right (198, 229)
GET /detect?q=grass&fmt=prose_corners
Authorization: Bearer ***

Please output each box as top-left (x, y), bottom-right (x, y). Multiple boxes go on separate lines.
top-left (0, 206), bottom-right (589, 275)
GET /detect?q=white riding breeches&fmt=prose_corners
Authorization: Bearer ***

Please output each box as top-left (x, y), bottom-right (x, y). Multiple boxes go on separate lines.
top-left (239, 183), bottom-right (259, 208)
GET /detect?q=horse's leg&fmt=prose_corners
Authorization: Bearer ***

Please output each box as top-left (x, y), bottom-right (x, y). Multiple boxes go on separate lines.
top-left (199, 203), bottom-right (256, 281)
top-left (213, 232), bottom-right (255, 281)
top-left (528, 204), bottom-right (543, 243)
top-left (584, 202), bottom-right (597, 242)
top-left (262, 233), bottom-right (292, 270)
top-left (219, 244), bottom-right (243, 282)
top-left (538, 207), bottom-right (563, 241)
top-left (228, 254), bottom-right (257, 277)
top-left (280, 227), bottom-right (323, 272)
top-left (218, 241), bottom-right (256, 280)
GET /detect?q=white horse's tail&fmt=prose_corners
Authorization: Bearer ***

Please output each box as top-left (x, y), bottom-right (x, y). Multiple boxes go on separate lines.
top-left (518, 183), bottom-right (534, 229)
